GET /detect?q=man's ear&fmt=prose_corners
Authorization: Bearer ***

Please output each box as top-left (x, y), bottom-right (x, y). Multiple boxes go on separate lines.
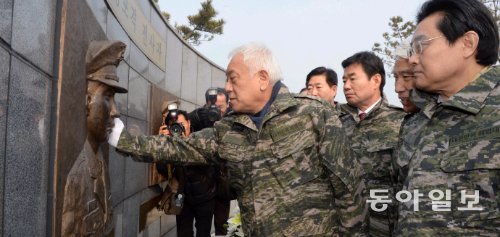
top-left (462, 31), bottom-right (480, 59)
top-left (331, 85), bottom-right (338, 96)
top-left (258, 70), bottom-right (270, 91)
top-left (372, 73), bottom-right (382, 88)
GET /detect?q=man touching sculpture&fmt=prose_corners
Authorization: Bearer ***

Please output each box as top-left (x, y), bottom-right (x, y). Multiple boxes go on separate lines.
top-left (108, 43), bottom-right (367, 236)
top-left (62, 40), bottom-right (127, 236)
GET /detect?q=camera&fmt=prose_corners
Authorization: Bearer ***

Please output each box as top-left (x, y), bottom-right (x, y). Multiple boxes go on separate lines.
top-left (188, 88), bottom-right (226, 132)
top-left (206, 88), bottom-right (222, 122)
top-left (165, 103), bottom-right (185, 136)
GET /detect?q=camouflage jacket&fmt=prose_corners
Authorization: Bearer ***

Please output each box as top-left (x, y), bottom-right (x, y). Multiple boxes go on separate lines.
top-left (393, 66), bottom-right (500, 236)
top-left (339, 97), bottom-right (405, 237)
top-left (392, 112), bottom-right (428, 199)
top-left (116, 85), bottom-right (367, 236)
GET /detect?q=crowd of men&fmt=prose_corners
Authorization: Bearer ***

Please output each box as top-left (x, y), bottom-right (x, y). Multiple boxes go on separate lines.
top-left (106, 0), bottom-right (498, 236)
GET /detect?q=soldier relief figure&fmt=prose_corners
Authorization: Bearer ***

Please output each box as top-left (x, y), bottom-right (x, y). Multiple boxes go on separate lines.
top-left (62, 41), bottom-right (128, 236)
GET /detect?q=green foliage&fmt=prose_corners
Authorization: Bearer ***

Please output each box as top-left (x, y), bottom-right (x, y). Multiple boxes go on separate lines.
top-left (153, 0), bottom-right (169, 22)
top-left (174, 0), bottom-right (225, 46)
top-left (162, 11), bottom-right (170, 22)
top-left (372, 16), bottom-right (415, 69)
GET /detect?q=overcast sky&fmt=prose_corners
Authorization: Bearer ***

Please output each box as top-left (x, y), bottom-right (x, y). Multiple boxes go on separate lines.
top-left (158, 0), bottom-right (428, 105)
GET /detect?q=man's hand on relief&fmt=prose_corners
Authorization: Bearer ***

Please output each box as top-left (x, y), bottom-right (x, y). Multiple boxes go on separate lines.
top-left (108, 117), bottom-right (124, 147)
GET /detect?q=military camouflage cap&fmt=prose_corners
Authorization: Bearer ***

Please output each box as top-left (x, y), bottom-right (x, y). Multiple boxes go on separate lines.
top-left (85, 40), bottom-right (127, 93)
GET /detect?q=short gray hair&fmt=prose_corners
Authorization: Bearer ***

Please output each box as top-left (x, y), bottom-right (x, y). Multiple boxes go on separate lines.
top-left (393, 38), bottom-right (412, 60)
top-left (229, 42), bottom-right (282, 84)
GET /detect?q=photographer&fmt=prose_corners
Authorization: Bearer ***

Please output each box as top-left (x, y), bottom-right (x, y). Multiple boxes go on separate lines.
top-left (189, 88), bottom-right (234, 236)
top-left (161, 104), bottom-right (217, 237)
top-left (189, 88), bottom-right (229, 132)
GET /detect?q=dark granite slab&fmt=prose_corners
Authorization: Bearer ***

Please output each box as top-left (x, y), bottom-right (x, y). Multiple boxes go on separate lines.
top-left (4, 57), bottom-right (52, 236)
top-left (11, 0), bottom-right (55, 75)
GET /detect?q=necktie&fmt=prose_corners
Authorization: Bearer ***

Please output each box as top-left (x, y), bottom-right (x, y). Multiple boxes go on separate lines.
top-left (359, 112), bottom-right (367, 121)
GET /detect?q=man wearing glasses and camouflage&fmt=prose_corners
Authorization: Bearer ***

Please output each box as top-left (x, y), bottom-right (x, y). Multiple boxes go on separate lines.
top-left (393, 0), bottom-right (499, 235)
top-left (108, 43), bottom-right (367, 236)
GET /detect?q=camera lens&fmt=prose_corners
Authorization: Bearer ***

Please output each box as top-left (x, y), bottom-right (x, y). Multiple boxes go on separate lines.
top-left (169, 122), bottom-right (185, 136)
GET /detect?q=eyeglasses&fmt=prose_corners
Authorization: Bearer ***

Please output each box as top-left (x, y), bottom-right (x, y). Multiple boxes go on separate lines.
top-left (410, 36), bottom-right (444, 56)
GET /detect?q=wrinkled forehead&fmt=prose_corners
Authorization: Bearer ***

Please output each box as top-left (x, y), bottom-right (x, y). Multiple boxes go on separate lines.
top-left (342, 63), bottom-right (366, 78)
top-left (307, 74), bottom-right (328, 85)
top-left (393, 68), bottom-right (414, 76)
top-left (412, 13), bottom-right (444, 41)
top-left (227, 53), bottom-right (245, 70)
top-left (394, 58), bottom-right (411, 70)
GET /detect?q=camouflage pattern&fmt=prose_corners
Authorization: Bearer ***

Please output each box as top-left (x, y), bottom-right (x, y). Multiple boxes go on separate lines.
top-left (392, 112), bottom-right (429, 201)
top-left (391, 99), bottom-right (432, 231)
top-left (393, 66), bottom-right (500, 236)
top-left (338, 96), bottom-right (405, 237)
top-left (116, 85), bottom-right (368, 236)
top-left (392, 89), bottom-right (435, 198)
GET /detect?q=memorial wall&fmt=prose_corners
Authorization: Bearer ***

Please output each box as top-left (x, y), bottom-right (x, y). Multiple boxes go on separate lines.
top-left (0, 0), bottom-right (226, 236)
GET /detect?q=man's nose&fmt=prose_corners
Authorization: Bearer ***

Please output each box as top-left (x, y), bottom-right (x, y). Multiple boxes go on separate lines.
top-left (343, 81), bottom-right (351, 91)
top-left (395, 78), bottom-right (405, 93)
top-left (110, 98), bottom-right (120, 118)
top-left (408, 53), bottom-right (419, 66)
top-left (224, 80), bottom-right (232, 92)
top-left (310, 88), bottom-right (318, 96)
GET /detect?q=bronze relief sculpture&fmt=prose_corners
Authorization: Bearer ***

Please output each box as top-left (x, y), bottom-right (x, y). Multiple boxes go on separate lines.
top-left (62, 40), bottom-right (127, 236)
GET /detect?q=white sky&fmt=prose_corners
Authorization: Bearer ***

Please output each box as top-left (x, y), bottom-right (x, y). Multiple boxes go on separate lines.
top-left (158, 0), bottom-right (428, 106)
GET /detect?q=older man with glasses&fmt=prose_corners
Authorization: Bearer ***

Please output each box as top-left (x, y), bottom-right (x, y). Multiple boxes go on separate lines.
top-left (108, 43), bottom-right (367, 236)
top-left (393, 0), bottom-right (499, 235)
